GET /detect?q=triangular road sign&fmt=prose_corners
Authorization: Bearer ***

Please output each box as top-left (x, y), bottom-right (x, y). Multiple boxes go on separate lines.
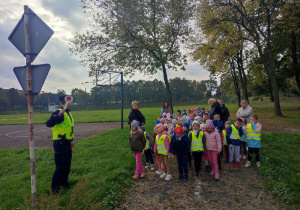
top-left (13, 64), bottom-right (51, 104)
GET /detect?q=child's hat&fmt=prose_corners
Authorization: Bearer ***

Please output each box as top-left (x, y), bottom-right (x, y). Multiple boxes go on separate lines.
top-left (166, 113), bottom-right (171, 117)
top-left (200, 124), bottom-right (205, 130)
top-left (162, 112), bottom-right (166, 116)
top-left (201, 107), bottom-right (205, 110)
top-left (160, 118), bottom-right (166, 124)
top-left (182, 122), bottom-right (190, 130)
top-left (131, 120), bottom-right (140, 128)
top-left (156, 123), bottom-right (164, 131)
top-left (175, 126), bottom-right (183, 135)
top-left (180, 117), bottom-right (187, 123)
top-left (192, 121), bottom-right (200, 126)
top-left (197, 107), bottom-right (200, 110)
top-left (188, 119), bottom-right (193, 124)
top-left (225, 121), bottom-right (231, 125)
top-left (166, 116), bottom-right (171, 121)
top-left (212, 119), bottom-right (218, 127)
top-left (182, 109), bottom-right (186, 112)
top-left (172, 119), bottom-right (178, 124)
top-left (191, 109), bottom-right (194, 112)
top-left (139, 126), bottom-right (145, 132)
top-left (206, 120), bottom-right (214, 128)
top-left (194, 116), bottom-right (201, 121)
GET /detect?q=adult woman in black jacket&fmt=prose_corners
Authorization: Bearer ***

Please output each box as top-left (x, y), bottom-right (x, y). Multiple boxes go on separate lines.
top-left (127, 101), bottom-right (145, 127)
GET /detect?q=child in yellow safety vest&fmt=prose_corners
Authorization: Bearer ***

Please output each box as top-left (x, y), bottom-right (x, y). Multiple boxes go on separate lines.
top-left (153, 124), bottom-right (172, 181)
top-left (245, 115), bottom-right (262, 168)
top-left (188, 121), bottom-right (206, 178)
top-left (139, 126), bottom-right (154, 171)
top-left (221, 121), bottom-right (231, 163)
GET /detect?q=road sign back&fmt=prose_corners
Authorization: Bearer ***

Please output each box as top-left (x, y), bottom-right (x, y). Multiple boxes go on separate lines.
top-left (13, 64), bottom-right (51, 103)
top-left (8, 8), bottom-right (54, 63)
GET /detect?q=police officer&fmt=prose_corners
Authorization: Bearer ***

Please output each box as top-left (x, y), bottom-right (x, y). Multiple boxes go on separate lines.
top-left (46, 95), bottom-right (74, 193)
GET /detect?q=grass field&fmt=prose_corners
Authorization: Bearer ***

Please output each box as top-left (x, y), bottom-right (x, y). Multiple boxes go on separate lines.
top-left (0, 100), bottom-right (299, 125)
top-left (0, 100), bottom-right (300, 208)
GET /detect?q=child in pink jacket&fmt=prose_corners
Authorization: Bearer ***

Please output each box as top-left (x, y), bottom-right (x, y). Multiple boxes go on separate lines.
top-left (204, 120), bottom-right (222, 181)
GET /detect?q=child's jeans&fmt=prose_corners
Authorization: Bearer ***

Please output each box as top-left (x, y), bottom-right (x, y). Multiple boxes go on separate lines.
top-left (144, 148), bottom-right (154, 164)
top-left (248, 148), bottom-right (260, 162)
top-left (192, 152), bottom-right (203, 174)
top-left (206, 150), bottom-right (219, 173)
top-left (229, 144), bottom-right (240, 162)
top-left (134, 152), bottom-right (144, 175)
top-left (177, 151), bottom-right (188, 176)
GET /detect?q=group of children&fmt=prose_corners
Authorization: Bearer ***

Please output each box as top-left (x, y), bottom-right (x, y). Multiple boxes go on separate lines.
top-left (129, 108), bottom-right (262, 182)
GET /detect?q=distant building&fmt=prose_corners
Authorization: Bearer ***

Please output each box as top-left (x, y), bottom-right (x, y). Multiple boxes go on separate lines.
top-left (48, 103), bottom-right (59, 112)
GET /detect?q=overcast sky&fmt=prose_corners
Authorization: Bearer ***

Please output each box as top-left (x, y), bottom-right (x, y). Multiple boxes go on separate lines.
top-left (0, 0), bottom-right (210, 95)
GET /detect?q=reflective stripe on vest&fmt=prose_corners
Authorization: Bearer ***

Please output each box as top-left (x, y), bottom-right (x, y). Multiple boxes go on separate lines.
top-left (229, 124), bottom-right (240, 140)
top-left (156, 134), bottom-right (170, 155)
top-left (246, 124), bottom-right (261, 140)
top-left (222, 130), bottom-right (227, 145)
top-left (52, 109), bottom-right (74, 140)
top-left (190, 131), bottom-right (204, 152)
top-left (200, 121), bottom-right (206, 126)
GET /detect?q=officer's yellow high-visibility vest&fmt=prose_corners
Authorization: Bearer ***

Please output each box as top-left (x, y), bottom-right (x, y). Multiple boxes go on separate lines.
top-left (52, 109), bottom-right (74, 140)
top-left (222, 130), bottom-right (227, 145)
top-left (229, 124), bottom-right (240, 140)
top-left (190, 131), bottom-right (204, 152)
top-left (156, 134), bottom-right (170, 155)
top-left (246, 124), bottom-right (261, 140)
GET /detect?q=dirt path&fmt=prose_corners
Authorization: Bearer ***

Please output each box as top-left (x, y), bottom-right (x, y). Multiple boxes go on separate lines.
top-left (0, 122), bottom-right (125, 149)
top-left (119, 156), bottom-right (290, 209)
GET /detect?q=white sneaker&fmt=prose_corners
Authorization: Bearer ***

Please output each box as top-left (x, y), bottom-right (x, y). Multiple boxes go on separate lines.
top-left (256, 162), bottom-right (261, 168)
top-left (145, 163), bottom-right (149, 169)
top-left (245, 161), bottom-right (251, 168)
top-left (165, 174), bottom-right (172, 181)
top-left (160, 173), bottom-right (167, 178)
top-left (151, 165), bottom-right (155, 171)
top-left (155, 170), bottom-right (163, 175)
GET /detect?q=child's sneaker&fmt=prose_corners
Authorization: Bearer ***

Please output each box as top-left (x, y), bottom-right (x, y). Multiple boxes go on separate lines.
top-left (225, 159), bottom-right (229, 164)
top-left (151, 165), bottom-right (155, 171)
top-left (242, 155), bottom-right (247, 160)
top-left (205, 165), bottom-right (211, 172)
top-left (165, 175), bottom-right (172, 181)
top-left (256, 162), bottom-right (261, 168)
top-left (245, 161), bottom-right (251, 168)
top-left (195, 172), bottom-right (200, 178)
top-left (160, 173), bottom-right (167, 178)
top-left (229, 161), bottom-right (235, 167)
top-left (178, 175), bottom-right (184, 182)
top-left (145, 163), bottom-right (149, 169)
top-left (132, 174), bottom-right (139, 179)
top-left (189, 165), bottom-right (193, 170)
top-left (237, 161), bottom-right (242, 167)
top-left (155, 169), bottom-right (163, 175)
top-left (209, 170), bottom-right (215, 176)
top-left (140, 172), bottom-right (145, 178)
top-left (185, 174), bottom-right (189, 181)
top-left (214, 173), bottom-right (220, 181)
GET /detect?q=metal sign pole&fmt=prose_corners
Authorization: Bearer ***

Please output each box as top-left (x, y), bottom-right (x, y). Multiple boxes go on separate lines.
top-left (121, 72), bottom-right (123, 129)
top-left (24, 5), bottom-right (37, 202)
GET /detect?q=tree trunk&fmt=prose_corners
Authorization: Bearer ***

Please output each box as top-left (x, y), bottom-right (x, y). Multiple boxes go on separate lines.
top-left (229, 59), bottom-right (241, 107)
top-left (268, 76), bottom-right (274, 102)
top-left (238, 49), bottom-right (249, 102)
top-left (161, 64), bottom-right (173, 112)
top-left (291, 31), bottom-right (300, 91)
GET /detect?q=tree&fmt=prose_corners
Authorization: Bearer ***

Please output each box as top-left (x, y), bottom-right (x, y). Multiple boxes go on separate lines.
top-left (70, 0), bottom-right (195, 111)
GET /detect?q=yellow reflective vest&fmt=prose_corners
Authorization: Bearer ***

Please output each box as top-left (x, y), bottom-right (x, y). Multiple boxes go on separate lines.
top-left (190, 131), bottom-right (204, 152)
top-left (246, 124), bottom-right (261, 140)
top-left (144, 131), bottom-right (150, 148)
top-left (156, 134), bottom-right (170, 155)
top-left (229, 124), bottom-right (240, 140)
top-left (222, 130), bottom-right (227, 145)
top-left (52, 109), bottom-right (74, 140)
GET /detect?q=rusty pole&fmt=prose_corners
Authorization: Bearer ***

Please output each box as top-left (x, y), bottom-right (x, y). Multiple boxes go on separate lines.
top-left (24, 5), bottom-right (37, 202)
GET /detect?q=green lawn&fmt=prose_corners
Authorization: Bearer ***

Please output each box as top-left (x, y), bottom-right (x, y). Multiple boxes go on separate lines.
top-left (0, 127), bottom-right (135, 209)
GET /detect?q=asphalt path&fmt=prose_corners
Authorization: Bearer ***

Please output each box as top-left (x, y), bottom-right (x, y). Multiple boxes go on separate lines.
top-left (0, 122), bottom-right (125, 149)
